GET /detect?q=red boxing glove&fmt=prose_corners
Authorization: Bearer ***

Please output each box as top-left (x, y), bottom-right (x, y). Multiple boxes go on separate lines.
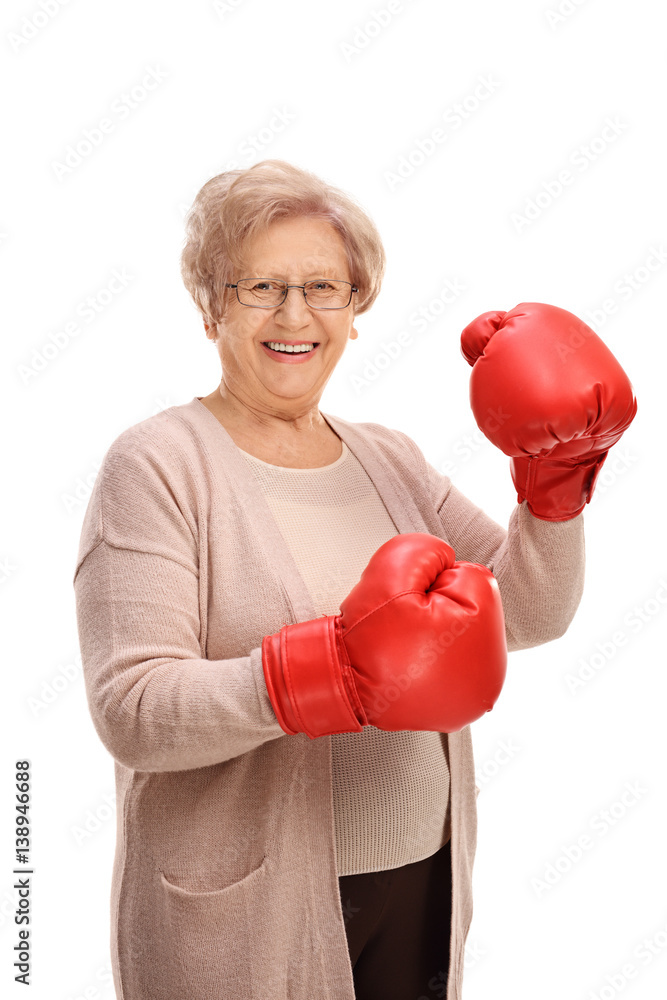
top-left (262, 533), bottom-right (507, 738)
top-left (461, 302), bottom-right (637, 521)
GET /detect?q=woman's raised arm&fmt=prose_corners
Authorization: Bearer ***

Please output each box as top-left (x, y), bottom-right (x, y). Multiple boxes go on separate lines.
top-left (427, 466), bottom-right (585, 653)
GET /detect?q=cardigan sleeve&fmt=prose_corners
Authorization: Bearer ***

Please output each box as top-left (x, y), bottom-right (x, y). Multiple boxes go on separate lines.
top-left (425, 462), bottom-right (586, 653)
top-left (72, 433), bottom-right (285, 774)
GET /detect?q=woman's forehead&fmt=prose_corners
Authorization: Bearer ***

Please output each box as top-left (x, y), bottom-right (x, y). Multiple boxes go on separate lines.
top-left (240, 220), bottom-right (349, 274)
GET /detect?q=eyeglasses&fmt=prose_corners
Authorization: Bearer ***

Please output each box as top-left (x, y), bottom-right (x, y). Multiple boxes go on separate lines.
top-left (225, 278), bottom-right (358, 310)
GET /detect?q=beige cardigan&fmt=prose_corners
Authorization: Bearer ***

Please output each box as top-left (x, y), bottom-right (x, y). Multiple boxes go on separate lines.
top-left (72, 397), bottom-right (585, 1000)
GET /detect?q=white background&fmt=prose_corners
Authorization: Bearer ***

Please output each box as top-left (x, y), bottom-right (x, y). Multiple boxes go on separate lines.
top-left (2, 0), bottom-right (665, 998)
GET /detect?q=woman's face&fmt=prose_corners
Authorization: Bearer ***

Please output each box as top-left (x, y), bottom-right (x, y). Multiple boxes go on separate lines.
top-left (205, 216), bottom-right (358, 419)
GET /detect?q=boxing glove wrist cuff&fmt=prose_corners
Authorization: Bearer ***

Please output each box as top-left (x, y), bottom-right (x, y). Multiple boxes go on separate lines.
top-left (262, 616), bottom-right (367, 739)
top-left (511, 452), bottom-right (608, 521)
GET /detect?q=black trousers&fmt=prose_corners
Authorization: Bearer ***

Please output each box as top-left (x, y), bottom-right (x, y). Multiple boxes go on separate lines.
top-left (337, 839), bottom-right (452, 1000)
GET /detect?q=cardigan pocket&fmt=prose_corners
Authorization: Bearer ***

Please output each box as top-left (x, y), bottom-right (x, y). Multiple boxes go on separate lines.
top-left (157, 855), bottom-right (270, 999)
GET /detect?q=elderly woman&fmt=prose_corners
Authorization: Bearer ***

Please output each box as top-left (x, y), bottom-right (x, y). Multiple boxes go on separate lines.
top-left (73, 159), bottom-right (635, 1000)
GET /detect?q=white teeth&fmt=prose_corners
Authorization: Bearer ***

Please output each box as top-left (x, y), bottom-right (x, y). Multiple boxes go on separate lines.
top-left (265, 341), bottom-right (315, 353)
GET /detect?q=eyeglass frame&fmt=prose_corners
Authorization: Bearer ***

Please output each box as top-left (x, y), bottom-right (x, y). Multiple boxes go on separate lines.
top-left (224, 278), bottom-right (358, 310)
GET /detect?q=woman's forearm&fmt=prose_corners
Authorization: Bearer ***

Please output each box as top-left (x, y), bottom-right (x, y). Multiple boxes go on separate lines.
top-left (486, 503), bottom-right (585, 651)
top-left (74, 541), bottom-right (285, 772)
top-left (436, 481), bottom-right (585, 652)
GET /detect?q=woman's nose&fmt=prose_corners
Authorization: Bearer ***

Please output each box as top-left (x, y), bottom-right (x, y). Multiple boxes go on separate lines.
top-left (275, 287), bottom-right (312, 324)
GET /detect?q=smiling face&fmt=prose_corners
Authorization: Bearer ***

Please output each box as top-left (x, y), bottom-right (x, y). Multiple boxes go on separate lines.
top-left (205, 215), bottom-right (359, 422)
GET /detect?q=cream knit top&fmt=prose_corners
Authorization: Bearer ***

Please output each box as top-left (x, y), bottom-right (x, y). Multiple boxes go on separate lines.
top-left (237, 438), bottom-right (451, 876)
